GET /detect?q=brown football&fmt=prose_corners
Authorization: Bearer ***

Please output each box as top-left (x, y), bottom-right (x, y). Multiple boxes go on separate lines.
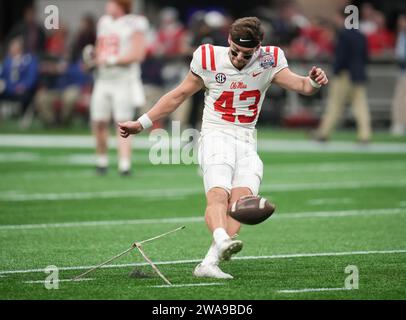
top-left (229, 195), bottom-right (276, 225)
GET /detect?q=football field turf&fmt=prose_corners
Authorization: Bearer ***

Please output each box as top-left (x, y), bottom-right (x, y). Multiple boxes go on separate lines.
top-left (0, 129), bottom-right (405, 300)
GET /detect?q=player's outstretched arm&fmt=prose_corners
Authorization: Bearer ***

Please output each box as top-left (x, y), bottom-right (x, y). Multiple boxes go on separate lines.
top-left (272, 66), bottom-right (328, 96)
top-left (118, 71), bottom-right (204, 138)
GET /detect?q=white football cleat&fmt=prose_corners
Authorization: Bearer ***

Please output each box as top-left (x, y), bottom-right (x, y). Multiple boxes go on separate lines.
top-left (216, 239), bottom-right (243, 261)
top-left (193, 263), bottom-right (233, 279)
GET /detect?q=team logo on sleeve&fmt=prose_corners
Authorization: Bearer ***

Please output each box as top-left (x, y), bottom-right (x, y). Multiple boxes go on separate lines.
top-left (215, 73), bottom-right (227, 84)
top-left (260, 54), bottom-right (274, 69)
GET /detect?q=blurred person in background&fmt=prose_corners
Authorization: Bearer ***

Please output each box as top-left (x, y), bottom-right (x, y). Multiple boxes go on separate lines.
top-left (35, 22), bottom-right (71, 127)
top-left (391, 13), bottom-right (406, 136)
top-left (89, 0), bottom-right (149, 176)
top-left (44, 23), bottom-right (69, 58)
top-left (366, 11), bottom-right (395, 57)
top-left (269, 1), bottom-right (306, 48)
top-left (149, 7), bottom-right (190, 129)
top-left (35, 53), bottom-right (68, 126)
top-left (360, 2), bottom-right (378, 36)
top-left (289, 17), bottom-right (335, 59)
top-left (0, 37), bottom-right (39, 118)
top-left (35, 57), bottom-right (93, 127)
top-left (200, 11), bottom-right (229, 47)
top-left (314, 10), bottom-right (371, 143)
top-left (153, 7), bottom-right (188, 58)
top-left (6, 5), bottom-right (46, 57)
top-left (71, 14), bottom-right (97, 63)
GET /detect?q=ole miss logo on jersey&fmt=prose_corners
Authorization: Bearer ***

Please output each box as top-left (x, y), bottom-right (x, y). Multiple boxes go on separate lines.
top-left (215, 73), bottom-right (226, 84)
top-left (230, 81), bottom-right (247, 89)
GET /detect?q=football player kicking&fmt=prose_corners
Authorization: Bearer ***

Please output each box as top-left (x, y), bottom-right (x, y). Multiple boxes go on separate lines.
top-left (119, 17), bottom-right (328, 279)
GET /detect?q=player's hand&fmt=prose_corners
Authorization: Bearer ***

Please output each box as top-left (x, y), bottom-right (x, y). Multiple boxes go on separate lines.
top-left (118, 121), bottom-right (143, 138)
top-left (309, 66), bottom-right (328, 86)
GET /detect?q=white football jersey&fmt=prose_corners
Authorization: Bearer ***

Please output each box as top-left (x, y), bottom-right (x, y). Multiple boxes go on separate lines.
top-left (96, 14), bottom-right (149, 80)
top-left (190, 44), bottom-right (288, 134)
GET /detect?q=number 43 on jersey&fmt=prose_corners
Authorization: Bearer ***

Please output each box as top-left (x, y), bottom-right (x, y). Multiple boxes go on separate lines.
top-left (214, 90), bottom-right (260, 123)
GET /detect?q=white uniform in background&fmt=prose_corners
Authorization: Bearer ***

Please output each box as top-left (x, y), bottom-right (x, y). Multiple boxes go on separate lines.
top-left (91, 14), bottom-right (149, 122)
top-left (190, 44), bottom-right (288, 195)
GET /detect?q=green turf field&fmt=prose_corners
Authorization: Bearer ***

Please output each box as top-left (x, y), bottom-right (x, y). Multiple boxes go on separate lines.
top-left (0, 128), bottom-right (405, 300)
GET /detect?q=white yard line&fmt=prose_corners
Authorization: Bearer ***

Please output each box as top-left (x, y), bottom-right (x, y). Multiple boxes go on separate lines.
top-left (274, 208), bottom-right (405, 218)
top-left (277, 287), bottom-right (351, 293)
top-left (1, 135), bottom-right (406, 153)
top-left (24, 280), bottom-right (223, 287)
top-left (2, 180), bottom-right (406, 202)
top-left (1, 249), bottom-right (405, 276)
top-left (1, 160), bottom-right (405, 178)
top-left (24, 278), bottom-right (94, 284)
top-left (262, 180), bottom-right (406, 192)
top-left (150, 283), bottom-right (224, 288)
top-left (0, 154), bottom-right (152, 166)
top-left (0, 208), bottom-right (404, 231)
top-left (233, 249), bottom-right (406, 261)
top-left (0, 152), bottom-right (40, 162)
top-left (1, 150), bottom-right (405, 171)
top-left (264, 161), bottom-right (406, 173)
top-left (307, 198), bottom-right (354, 205)
top-left (258, 139), bottom-right (406, 154)
top-left (0, 166), bottom-right (193, 180)
top-left (0, 216), bottom-right (204, 230)
top-left (0, 187), bottom-right (203, 201)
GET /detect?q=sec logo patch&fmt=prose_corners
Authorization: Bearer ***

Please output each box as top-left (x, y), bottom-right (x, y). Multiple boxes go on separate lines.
top-left (215, 73), bottom-right (226, 84)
